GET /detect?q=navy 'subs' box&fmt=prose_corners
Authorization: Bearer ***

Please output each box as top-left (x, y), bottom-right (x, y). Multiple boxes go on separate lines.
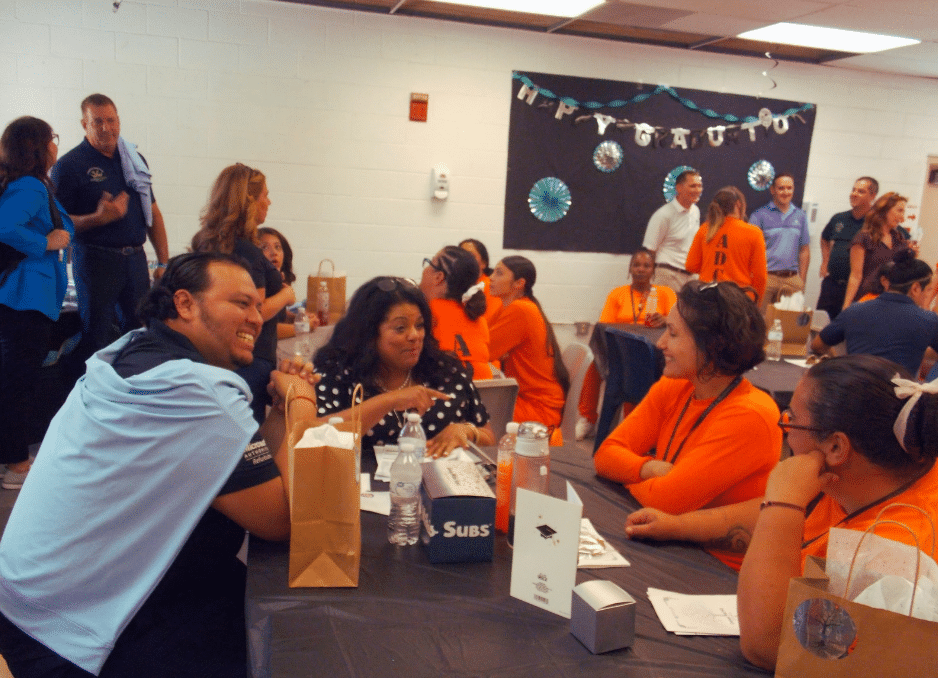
top-left (420, 460), bottom-right (495, 563)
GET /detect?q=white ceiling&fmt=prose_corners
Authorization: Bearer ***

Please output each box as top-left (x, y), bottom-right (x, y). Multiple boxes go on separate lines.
top-left (284, 0), bottom-right (938, 80)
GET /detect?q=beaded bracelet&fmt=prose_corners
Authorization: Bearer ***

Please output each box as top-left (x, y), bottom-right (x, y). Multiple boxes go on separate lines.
top-left (759, 500), bottom-right (805, 514)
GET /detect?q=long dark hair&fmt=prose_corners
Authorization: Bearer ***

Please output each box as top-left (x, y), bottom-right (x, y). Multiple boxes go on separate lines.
top-left (805, 355), bottom-right (938, 472)
top-left (436, 246), bottom-right (486, 321)
top-left (459, 238), bottom-right (493, 276)
top-left (499, 256), bottom-right (570, 396)
top-left (257, 226), bottom-right (295, 284)
top-left (676, 280), bottom-right (765, 378)
top-left (0, 116), bottom-right (54, 190)
top-left (314, 277), bottom-right (461, 393)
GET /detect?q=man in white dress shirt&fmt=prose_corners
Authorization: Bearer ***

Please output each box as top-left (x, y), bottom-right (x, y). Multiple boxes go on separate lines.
top-left (642, 169), bottom-right (702, 293)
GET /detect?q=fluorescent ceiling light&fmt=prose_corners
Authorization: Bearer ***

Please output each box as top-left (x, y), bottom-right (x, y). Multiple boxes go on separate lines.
top-left (428, 0), bottom-right (604, 18)
top-left (738, 22), bottom-right (919, 53)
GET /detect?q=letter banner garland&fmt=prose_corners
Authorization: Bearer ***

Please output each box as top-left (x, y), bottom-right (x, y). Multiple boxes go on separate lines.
top-left (503, 70), bottom-right (815, 255)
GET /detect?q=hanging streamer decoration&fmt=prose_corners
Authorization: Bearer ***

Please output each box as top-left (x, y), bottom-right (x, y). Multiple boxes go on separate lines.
top-left (758, 52), bottom-right (779, 98)
top-left (593, 141), bottom-right (623, 173)
top-left (514, 71), bottom-right (812, 152)
top-left (528, 177), bottom-right (572, 223)
top-left (663, 166), bottom-right (696, 202)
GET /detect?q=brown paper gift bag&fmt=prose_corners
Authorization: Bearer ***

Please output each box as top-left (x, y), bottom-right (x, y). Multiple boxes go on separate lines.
top-left (306, 259), bottom-right (346, 326)
top-left (284, 385), bottom-right (362, 587)
top-left (775, 512), bottom-right (938, 678)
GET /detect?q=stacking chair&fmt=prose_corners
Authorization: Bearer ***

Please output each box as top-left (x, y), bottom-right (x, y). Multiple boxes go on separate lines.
top-left (593, 327), bottom-right (662, 453)
top-left (474, 377), bottom-right (519, 439)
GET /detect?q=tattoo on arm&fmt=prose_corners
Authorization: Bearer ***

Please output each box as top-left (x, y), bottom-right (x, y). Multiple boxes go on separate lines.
top-left (707, 525), bottom-right (752, 553)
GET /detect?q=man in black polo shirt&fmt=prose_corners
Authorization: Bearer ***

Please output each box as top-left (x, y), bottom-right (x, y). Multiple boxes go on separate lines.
top-left (817, 176), bottom-right (878, 319)
top-left (0, 252), bottom-right (320, 677)
top-left (52, 93), bottom-right (170, 357)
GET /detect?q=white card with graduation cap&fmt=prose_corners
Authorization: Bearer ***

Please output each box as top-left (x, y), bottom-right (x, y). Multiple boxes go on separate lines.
top-left (509, 484), bottom-right (583, 618)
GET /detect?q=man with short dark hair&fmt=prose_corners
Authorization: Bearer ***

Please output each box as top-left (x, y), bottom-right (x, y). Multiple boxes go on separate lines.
top-left (52, 93), bottom-right (170, 357)
top-left (816, 177), bottom-right (879, 319)
top-left (750, 173), bottom-right (810, 310)
top-left (0, 253), bottom-right (318, 677)
top-left (642, 169), bottom-right (703, 292)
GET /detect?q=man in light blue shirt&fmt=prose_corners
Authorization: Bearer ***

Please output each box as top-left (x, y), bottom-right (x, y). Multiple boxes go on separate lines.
top-left (750, 173), bottom-right (810, 311)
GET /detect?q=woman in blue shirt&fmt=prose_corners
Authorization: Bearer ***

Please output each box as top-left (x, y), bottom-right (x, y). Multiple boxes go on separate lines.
top-left (0, 116), bottom-right (73, 489)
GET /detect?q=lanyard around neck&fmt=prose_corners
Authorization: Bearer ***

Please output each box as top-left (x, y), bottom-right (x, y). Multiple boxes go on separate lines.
top-left (662, 375), bottom-right (743, 465)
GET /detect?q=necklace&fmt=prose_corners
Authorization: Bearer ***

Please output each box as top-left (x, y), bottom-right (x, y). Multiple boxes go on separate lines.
top-left (378, 370), bottom-right (413, 429)
top-left (629, 286), bottom-right (650, 323)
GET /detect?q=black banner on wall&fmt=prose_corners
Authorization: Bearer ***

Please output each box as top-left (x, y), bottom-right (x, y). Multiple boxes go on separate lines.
top-left (503, 71), bottom-right (816, 254)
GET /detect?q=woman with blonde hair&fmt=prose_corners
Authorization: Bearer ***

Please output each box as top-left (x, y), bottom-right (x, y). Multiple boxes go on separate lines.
top-left (842, 191), bottom-right (912, 309)
top-left (686, 186), bottom-right (767, 303)
top-left (191, 163), bottom-right (295, 422)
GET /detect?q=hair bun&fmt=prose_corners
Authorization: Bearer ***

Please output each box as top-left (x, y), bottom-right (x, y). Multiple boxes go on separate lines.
top-left (894, 247), bottom-right (916, 265)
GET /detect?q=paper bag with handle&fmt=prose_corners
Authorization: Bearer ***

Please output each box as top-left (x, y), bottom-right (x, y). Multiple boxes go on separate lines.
top-left (284, 384), bottom-right (362, 587)
top-left (775, 504), bottom-right (938, 678)
top-left (306, 258), bottom-right (346, 326)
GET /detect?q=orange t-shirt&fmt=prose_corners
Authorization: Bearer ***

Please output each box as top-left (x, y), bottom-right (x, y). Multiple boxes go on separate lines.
top-left (594, 376), bottom-right (781, 570)
top-left (429, 298), bottom-right (493, 380)
top-left (685, 216), bottom-right (767, 301)
top-left (801, 463), bottom-right (938, 570)
top-left (599, 284), bottom-right (677, 325)
top-left (489, 297), bottom-right (565, 441)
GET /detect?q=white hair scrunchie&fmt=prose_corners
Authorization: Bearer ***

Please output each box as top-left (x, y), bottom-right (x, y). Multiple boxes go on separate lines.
top-left (891, 375), bottom-right (938, 453)
top-left (462, 282), bottom-right (485, 304)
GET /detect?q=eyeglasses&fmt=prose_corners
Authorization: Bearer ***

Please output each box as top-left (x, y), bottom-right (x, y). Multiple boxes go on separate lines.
top-left (376, 276), bottom-right (418, 293)
top-left (423, 257), bottom-right (447, 277)
top-left (777, 409), bottom-right (826, 434)
top-left (51, 134), bottom-right (59, 145)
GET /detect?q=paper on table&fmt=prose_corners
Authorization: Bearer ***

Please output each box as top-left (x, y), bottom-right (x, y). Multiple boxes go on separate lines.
top-left (647, 587), bottom-right (739, 636)
top-left (577, 518), bottom-right (630, 569)
top-left (359, 473), bottom-right (391, 515)
top-left (374, 446), bottom-right (481, 482)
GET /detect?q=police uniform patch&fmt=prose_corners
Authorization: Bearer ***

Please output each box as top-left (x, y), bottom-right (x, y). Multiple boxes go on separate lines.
top-left (87, 167), bottom-right (105, 182)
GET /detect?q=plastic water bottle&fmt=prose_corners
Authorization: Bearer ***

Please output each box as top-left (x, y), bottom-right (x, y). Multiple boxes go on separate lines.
top-left (293, 307), bottom-right (311, 359)
top-left (398, 412), bottom-right (427, 461)
top-left (508, 421), bottom-right (550, 545)
top-left (317, 281), bottom-right (330, 326)
top-left (388, 443), bottom-right (421, 546)
top-left (644, 286), bottom-right (658, 326)
top-left (767, 319), bottom-right (783, 361)
top-left (495, 422), bottom-right (519, 534)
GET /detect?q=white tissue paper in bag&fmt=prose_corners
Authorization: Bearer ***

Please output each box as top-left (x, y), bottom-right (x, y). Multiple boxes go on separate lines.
top-left (826, 526), bottom-right (938, 621)
top-left (773, 292), bottom-right (805, 311)
top-left (297, 424), bottom-right (355, 450)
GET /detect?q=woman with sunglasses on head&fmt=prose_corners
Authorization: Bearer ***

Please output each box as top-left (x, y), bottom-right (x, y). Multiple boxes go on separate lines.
top-left (488, 255), bottom-right (569, 445)
top-left (420, 246), bottom-right (492, 380)
top-left (842, 191), bottom-right (913, 309)
top-left (0, 117), bottom-right (72, 489)
top-left (575, 248), bottom-right (676, 440)
top-left (192, 164), bottom-right (295, 423)
top-left (620, 355), bottom-right (938, 670)
top-left (812, 249), bottom-right (938, 376)
top-left (594, 280), bottom-right (781, 570)
top-left (313, 276), bottom-right (495, 461)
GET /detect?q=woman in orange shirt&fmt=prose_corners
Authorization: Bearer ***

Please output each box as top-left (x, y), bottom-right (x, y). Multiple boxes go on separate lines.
top-left (459, 238), bottom-right (502, 324)
top-left (488, 255), bottom-right (569, 445)
top-left (420, 245), bottom-right (493, 379)
top-left (575, 248), bottom-right (676, 440)
top-left (594, 281), bottom-right (780, 570)
top-left (686, 186), bottom-right (767, 303)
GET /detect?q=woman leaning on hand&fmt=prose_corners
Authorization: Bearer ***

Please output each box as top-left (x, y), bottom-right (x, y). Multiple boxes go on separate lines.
top-left (0, 117), bottom-right (73, 490)
top-left (621, 355), bottom-right (938, 671)
top-left (594, 280), bottom-right (781, 571)
top-left (313, 276), bottom-right (495, 461)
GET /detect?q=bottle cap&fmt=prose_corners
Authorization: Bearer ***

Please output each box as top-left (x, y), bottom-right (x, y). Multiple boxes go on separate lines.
top-left (328, 417), bottom-right (343, 425)
top-left (506, 422), bottom-right (519, 434)
top-left (407, 412), bottom-right (421, 423)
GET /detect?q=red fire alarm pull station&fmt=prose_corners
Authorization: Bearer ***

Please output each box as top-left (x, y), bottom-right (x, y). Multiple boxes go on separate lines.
top-left (410, 93), bottom-right (428, 122)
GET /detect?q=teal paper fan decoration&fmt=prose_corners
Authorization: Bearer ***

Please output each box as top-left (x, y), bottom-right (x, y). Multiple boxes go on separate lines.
top-left (528, 177), bottom-right (572, 222)
top-left (663, 165), bottom-right (695, 202)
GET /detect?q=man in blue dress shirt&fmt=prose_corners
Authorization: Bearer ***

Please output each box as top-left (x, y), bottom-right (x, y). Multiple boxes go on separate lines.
top-left (750, 173), bottom-right (810, 311)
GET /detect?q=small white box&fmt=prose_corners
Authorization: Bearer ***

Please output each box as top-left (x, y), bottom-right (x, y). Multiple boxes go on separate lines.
top-left (570, 580), bottom-right (635, 654)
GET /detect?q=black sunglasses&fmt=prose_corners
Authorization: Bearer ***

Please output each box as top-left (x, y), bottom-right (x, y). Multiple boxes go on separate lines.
top-left (376, 276), bottom-right (418, 293)
top-left (777, 409), bottom-right (826, 434)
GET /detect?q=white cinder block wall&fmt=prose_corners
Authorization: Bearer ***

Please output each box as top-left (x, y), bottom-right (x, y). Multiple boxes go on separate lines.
top-left (3, 0), bottom-right (938, 328)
